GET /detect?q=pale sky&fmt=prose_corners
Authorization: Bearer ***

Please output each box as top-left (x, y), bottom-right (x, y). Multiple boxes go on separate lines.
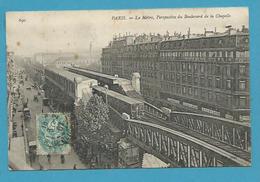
top-left (6, 7), bottom-right (249, 56)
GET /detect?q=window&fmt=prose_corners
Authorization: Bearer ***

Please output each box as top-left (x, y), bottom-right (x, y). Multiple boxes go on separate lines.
top-left (216, 65), bottom-right (221, 75)
top-left (208, 77), bottom-right (213, 88)
top-left (188, 87), bottom-right (192, 95)
top-left (176, 85), bottom-right (181, 94)
top-left (188, 74), bottom-right (192, 84)
top-left (208, 91), bottom-right (213, 101)
top-left (227, 95), bottom-right (232, 106)
top-left (216, 93), bottom-right (220, 103)
top-left (176, 74), bottom-right (181, 83)
top-left (239, 96), bottom-right (247, 107)
top-left (176, 62), bottom-right (181, 71)
top-left (182, 63), bottom-right (186, 72)
top-left (194, 88), bottom-right (199, 96)
top-left (194, 77), bottom-right (198, 86)
top-left (228, 51), bottom-right (234, 58)
top-left (171, 63), bottom-right (175, 71)
top-left (200, 76), bottom-right (205, 87)
top-left (216, 78), bottom-right (221, 88)
top-left (188, 63), bottom-right (192, 71)
top-left (207, 64), bottom-right (212, 75)
top-left (194, 63), bottom-right (198, 73)
top-left (182, 86), bottom-right (187, 95)
top-left (182, 74), bottom-right (187, 83)
top-left (201, 89), bottom-right (206, 99)
top-left (200, 64), bottom-right (205, 73)
top-left (226, 80), bottom-right (231, 89)
top-left (218, 51), bottom-right (223, 57)
top-left (160, 73), bottom-right (164, 80)
top-left (226, 66), bottom-right (231, 76)
top-left (239, 80), bottom-right (246, 91)
top-left (245, 51), bottom-right (249, 58)
top-left (239, 65), bottom-right (246, 75)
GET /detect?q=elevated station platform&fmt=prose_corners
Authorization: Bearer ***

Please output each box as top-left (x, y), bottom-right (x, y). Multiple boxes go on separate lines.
top-left (64, 66), bottom-right (144, 100)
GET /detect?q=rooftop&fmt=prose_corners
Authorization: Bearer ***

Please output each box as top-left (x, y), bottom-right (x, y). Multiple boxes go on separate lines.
top-left (107, 25), bottom-right (249, 47)
top-left (71, 67), bottom-right (132, 84)
top-left (45, 66), bottom-right (92, 83)
top-left (93, 86), bottom-right (143, 105)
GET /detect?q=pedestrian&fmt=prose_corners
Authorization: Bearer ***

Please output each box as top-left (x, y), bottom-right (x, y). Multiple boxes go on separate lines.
top-left (21, 124), bottom-right (24, 136)
top-left (47, 154), bottom-right (51, 164)
top-left (61, 155), bottom-right (65, 164)
top-left (39, 164), bottom-right (43, 170)
top-left (73, 164), bottom-right (77, 170)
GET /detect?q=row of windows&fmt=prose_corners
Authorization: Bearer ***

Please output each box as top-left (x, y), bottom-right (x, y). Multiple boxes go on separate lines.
top-left (161, 83), bottom-right (249, 107)
top-left (140, 71), bottom-right (157, 79)
top-left (160, 36), bottom-right (245, 50)
top-left (116, 52), bottom-right (158, 58)
top-left (141, 85), bottom-right (158, 98)
top-left (160, 62), bottom-right (248, 76)
top-left (103, 50), bottom-right (249, 60)
top-left (103, 57), bottom-right (248, 74)
top-left (162, 73), bottom-right (248, 91)
top-left (124, 61), bottom-right (156, 70)
top-left (124, 43), bottom-right (159, 52)
top-left (110, 43), bottom-right (159, 53)
top-left (160, 50), bottom-right (239, 58)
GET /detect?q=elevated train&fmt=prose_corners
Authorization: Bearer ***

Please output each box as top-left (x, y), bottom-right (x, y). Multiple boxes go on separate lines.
top-left (92, 86), bottom-right (144, 119)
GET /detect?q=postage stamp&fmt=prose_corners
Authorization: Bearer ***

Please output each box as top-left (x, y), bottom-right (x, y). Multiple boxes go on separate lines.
top-left (36, 113), bottom-right (71, 155)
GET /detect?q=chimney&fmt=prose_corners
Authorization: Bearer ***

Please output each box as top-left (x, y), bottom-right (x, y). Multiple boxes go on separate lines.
top-left (242, 25), bottom-right (246, 32)
top-left (225, 25), bottom-right (232, 35)
top-left (187, 27), bottom-right (190, 38)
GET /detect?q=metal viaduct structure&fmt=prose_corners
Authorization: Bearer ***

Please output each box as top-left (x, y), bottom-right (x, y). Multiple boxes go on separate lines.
top-left (42, 66), bottom-right (251, 167)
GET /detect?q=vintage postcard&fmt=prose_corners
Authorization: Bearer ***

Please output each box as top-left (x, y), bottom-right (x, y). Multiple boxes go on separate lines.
top-left (6, 7), bottom-right (250, 170)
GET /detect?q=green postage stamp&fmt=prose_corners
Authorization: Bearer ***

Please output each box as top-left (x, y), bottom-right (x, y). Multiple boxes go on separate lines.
top-left (36, 113), bottom-right (71, 155)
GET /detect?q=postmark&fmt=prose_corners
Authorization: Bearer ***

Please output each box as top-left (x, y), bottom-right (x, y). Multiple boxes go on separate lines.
top-left (37, 113), bottom-right (71, 154)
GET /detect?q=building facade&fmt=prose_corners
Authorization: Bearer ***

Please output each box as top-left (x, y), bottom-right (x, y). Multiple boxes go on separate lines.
top-left (101, 27), bottom-right (250, 122)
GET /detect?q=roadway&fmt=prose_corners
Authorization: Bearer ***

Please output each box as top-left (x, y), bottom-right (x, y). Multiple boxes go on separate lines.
top-left (10, 70), bottom-right (87, 170)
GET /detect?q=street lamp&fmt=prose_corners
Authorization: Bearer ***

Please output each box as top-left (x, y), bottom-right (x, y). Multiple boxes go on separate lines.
top-left (104, 85), bottom-right (108, 105)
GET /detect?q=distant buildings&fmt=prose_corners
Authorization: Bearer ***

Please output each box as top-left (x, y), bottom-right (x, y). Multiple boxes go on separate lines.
top-left (101, 26), bottom-right (250, 122)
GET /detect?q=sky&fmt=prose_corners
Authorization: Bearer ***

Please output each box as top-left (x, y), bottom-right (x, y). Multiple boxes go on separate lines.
top-left (6, 7), bottom-right (249, 57)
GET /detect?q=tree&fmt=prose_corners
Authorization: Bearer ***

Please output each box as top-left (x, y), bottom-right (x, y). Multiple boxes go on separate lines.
top-left (75, 94), bottom-right (110, 165)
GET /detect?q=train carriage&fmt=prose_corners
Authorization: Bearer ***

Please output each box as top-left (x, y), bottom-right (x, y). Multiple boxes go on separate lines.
top-left (92, 86), bottom-right (144, 119)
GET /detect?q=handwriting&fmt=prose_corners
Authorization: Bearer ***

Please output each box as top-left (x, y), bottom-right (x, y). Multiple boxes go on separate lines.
top-left (18, 18), bottom-right (26, 23)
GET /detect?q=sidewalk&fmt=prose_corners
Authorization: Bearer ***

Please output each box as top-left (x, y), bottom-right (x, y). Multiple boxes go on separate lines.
top-left (9, 137), bottom-right (33, 170)
top-left (21, 78), bottom-right (86, 170)
top-left (31, 148), bottom-right (87, 170)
